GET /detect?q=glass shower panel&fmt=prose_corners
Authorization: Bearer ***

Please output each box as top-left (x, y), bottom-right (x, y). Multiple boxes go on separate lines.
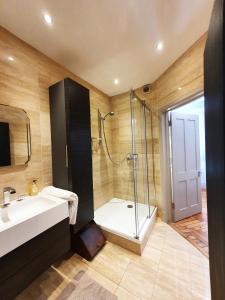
top-left (130, 94), bottom-right (150, 237)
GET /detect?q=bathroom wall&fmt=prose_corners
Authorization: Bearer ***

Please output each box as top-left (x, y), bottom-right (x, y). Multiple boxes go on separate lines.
top-left (0, 26), bottom-right (113, 207)
top-left (111, 92), bottom-right (133, 200)
top-left (91, 94), bottom-right (114, 208)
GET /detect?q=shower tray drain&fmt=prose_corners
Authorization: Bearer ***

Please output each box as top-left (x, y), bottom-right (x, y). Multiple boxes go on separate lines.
top-left (127, 204), bottom-right (133, 208)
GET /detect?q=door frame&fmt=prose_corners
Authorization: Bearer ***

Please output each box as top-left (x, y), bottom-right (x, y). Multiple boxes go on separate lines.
top-left (159, 91), bottom-right (204, 223)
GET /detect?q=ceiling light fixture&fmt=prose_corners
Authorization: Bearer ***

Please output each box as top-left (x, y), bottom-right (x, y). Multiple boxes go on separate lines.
top-left (43, 13), bottom-right (53, 25)
top-left (156, 42), bottom-right (164, 51)
top-left (7, 56), bottom-right (15, 61)
top-left (178, 87), bottom-right (182, 90)
top-left (114, 78), bottom-right (119, 85)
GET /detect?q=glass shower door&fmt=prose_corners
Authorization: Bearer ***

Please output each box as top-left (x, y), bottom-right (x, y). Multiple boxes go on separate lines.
top-left (130, 92), bottom-right (152, 238)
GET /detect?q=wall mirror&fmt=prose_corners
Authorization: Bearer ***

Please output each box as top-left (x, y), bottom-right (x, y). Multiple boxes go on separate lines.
top-left (0, 104), bottom-right (31, 167)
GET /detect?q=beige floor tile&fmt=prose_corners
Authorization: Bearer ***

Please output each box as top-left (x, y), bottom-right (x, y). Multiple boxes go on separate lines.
top-left (53, 254), bottom-right (89, 280)
top-left (120, 261), bottom-right (156, 299)
top-left (164, 235), bottom-right (192, 253)
top-left (115, 286), bottom-right (140, 299)
top-left (81, 241), bottom-right (131, 284)
top-left (152, 270), bottom-right (193, 300)
top-left (141, 244), bottom-right (162, 264)
top-left (147, 234), bottom-right (165, 251)
top-left (189, 251), bottom-right (209, 269)
top-left (86, 268), bottom-right (118, 293)
top-left (109, 242), bottom-right (138, 259)
top-left (158, 252), bottom-right (191, 284)
top-left (190, 276), bottom-right (211, 299)
top-left (162, 246), bottom-right (190, 266)
top-left (130, 246), bottom-right (160, 272)
top-left (191, 290), bottom-right (211, 300)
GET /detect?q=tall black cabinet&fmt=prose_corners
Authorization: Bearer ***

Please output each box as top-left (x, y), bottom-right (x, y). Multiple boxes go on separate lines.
top-left (49, 78), bottom-right (94, 234)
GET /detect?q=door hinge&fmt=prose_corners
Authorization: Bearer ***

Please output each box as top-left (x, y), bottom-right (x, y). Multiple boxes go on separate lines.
top-left (168, 120), bottom-right (172, 127)
top-left (171, 202), bottom-right (175, 209)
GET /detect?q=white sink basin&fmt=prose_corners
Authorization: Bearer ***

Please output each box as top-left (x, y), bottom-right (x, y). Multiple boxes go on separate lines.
top-left (0, 195), bottom-right (69, 257)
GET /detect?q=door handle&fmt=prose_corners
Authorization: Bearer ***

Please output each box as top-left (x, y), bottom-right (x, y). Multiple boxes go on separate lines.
top-left (65, 144), bottom-right (68, 168)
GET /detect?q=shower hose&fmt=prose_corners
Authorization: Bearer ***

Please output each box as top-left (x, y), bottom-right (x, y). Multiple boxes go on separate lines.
top-left (101, 118), bottom-right (129, 165)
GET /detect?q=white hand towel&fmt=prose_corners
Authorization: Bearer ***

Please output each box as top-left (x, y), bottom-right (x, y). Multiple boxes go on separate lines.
top-left (41, 186), bottom-right (78, 225)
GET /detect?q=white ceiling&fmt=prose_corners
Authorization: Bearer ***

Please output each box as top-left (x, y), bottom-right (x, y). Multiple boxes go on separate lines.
top-left (0, 0), bottom-right (214, 96)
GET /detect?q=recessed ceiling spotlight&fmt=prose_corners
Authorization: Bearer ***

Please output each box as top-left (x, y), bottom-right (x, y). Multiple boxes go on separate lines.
top-left (43, 13), bottom-right (53, 25)
top-left (178, 87), bottom-right (182, 90)
top-left (156, 42), bottom-right (164, 51)
top-left (7, 56), bottom-right (15, 61)
top-left (114, 78), bottom-right (119, 85)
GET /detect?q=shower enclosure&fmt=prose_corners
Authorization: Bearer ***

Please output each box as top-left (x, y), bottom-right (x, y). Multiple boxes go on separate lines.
top-left (94, 90), bottom-right (156, 241)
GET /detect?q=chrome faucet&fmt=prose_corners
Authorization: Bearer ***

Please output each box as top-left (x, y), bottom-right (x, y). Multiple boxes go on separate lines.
top-left (2, 187), bottom-right (16, 207)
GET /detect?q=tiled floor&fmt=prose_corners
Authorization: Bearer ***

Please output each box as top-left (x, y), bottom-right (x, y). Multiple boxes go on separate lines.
top-left (170, 190), bottom-right (208, 257)
top-left (17, 219), bottom-right (211, 300)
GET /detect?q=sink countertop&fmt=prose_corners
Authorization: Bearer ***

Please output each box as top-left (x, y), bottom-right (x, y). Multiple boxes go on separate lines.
top-left (0, 195), bottom-right (69, 257)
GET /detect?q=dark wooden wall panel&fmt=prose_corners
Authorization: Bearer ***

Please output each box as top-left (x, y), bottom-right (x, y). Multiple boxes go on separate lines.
top-left (204, 0), bottom-right (225, 299)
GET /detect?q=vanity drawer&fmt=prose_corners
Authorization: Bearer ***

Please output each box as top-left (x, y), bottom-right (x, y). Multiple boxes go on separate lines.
top-left (0, 218), bottom-right (70, 283)
top-left (0, 233), bottom-right (70, 300)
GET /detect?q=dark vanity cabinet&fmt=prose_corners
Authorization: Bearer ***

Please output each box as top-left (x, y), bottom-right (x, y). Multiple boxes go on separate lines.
top-left (0, 219), bottom-right (70, 300)
top-left (49, 78), bottom-right (94, 234)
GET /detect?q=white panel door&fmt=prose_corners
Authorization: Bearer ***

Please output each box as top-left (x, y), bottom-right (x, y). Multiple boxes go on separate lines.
top-left (171, 112), bottom-right (202, 222)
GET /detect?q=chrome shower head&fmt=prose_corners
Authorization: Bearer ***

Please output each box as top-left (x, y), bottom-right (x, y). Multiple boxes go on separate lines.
top-left (102, 111), bottom-right (115, 120)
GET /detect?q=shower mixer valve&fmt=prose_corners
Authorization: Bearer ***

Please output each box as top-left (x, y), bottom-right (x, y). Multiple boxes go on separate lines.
top-left (126, 153), bottom-right (138, 161)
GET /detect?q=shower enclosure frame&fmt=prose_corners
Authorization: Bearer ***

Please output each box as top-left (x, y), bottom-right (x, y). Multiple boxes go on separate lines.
top-left (130, 90), bottom-right (156, 239)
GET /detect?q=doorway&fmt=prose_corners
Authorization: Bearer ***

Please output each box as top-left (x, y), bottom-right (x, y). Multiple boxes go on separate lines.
top-left (166, 96), bottom-right (208, 257)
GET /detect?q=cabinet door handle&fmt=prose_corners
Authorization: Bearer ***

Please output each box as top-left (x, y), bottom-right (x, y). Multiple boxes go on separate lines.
top-left (65, 144), bottom-right (68, 168)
